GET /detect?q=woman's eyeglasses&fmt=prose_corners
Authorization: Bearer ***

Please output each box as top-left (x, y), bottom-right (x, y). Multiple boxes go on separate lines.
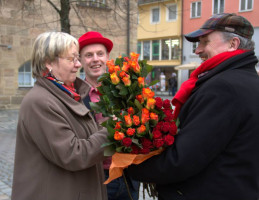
top-left (58, 54), bottom-right (80, 64)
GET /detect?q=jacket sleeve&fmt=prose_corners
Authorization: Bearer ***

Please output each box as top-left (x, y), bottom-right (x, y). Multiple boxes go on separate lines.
top-left (128, 78), bottom-right (242, 184)
top-left (20, 98), bottom-right (108, 171)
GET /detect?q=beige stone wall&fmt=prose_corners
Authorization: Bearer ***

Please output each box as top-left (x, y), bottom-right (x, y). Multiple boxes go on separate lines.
top-left (0, 0), bottom-right (138, 109)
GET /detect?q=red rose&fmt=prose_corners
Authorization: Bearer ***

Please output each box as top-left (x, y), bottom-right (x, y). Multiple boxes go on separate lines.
top-left (163, 109), bottom-right (174, 122)
top-left (169, 122), bottom-right (177, 135)
top-left (122, 137), bottom-right (132, 147)
top-left (141, 138), bottom-right (153, 149)
top-left (139, 147), bottom-right (150, 154)
top-left (131, 145), bottom-right (140, 154)
top-left (153, 138), bottom-right (164, 148)
top-left (164, 134), bottom-right (175, 146)
top-left (155, 97), bottom-right (163, 109)
top-left (162, 122), bottom-right (170, 133)
top-left (163, 99), bottom-right (171, 109)
top-left (152, 129), bottom-right (162, 139)
top-left (155, 121), bottom-right (163, 131)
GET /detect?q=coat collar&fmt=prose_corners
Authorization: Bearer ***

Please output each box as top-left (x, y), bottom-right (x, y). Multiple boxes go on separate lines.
top-left (36, 77), bottom-right (91, 116)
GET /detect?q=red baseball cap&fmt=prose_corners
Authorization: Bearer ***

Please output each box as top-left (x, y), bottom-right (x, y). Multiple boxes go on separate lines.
top-left (78, 31), bottom-right (113, 53)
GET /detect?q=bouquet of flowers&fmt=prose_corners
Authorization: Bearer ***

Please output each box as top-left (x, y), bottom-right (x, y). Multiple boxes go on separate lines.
top-left (90, 52), bottom-right (179, 187)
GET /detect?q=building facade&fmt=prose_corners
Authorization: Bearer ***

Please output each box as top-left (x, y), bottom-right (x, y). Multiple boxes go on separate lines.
top-left (0, 0), bottom-right (138, 109)
top-left (180, 0), bottom-right (259, 85)
top-left (137, 0), bottom-right (182, 92)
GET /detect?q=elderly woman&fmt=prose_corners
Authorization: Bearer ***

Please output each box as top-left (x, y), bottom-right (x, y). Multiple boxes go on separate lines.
top-left (11, 32), bottom-right (108, 200)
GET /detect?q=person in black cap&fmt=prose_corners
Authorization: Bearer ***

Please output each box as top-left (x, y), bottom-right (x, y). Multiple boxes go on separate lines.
top-left (128, 13), bottom-right (259, 200)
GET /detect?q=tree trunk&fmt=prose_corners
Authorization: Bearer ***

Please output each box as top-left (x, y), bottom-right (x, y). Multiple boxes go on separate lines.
top-left (60, 0), bottom-right (71, 33)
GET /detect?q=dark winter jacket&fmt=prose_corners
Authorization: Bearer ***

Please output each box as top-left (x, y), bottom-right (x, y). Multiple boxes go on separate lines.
top-left (128, 51), bottom-right (259, 200)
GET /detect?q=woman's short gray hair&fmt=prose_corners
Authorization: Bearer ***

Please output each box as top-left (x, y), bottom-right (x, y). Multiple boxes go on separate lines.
top-left (221, 32), bottom-right (255, 51)
top-left (31, 31), bottom-right (79, 78)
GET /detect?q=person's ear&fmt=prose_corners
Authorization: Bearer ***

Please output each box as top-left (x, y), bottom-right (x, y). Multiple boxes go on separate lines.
top-left (45, 60), bottom-right (54, 72)
top-left (229, 37), bottom-right (240, 50)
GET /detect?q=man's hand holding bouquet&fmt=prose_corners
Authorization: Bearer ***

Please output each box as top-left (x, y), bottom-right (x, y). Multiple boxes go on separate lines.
top-left (90, 52), bottom-right (179, 190)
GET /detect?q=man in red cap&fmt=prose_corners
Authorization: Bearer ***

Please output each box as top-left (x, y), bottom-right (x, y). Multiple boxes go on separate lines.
top-left (128, 13), bottom-right (259, 200)
top-left (78, 31), bottom-right (139, 200)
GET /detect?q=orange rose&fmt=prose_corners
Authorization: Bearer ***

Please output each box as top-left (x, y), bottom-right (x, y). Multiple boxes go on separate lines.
top-left (114, 121), bottom-right (122, 130)
top-left (146, 98), bottom-right (156, 110)
top-left (128, 107), bottom-right (134, 115)
top-left (133, 115), bottom-right (140, 126)
top-left (130, 52), bottom-right (140, 61)
top-left (124, 114), bottom-right (132, 127)
top-left (126, 128), bottom-right (135, 136)
top-left (110, 72), bottom-right (120, 85)
top-left (114, 65), bottom-right (121, 73)
top-left (137, 124), bottom-right (146, 134)
top-left (114, 131), bottom-right (125, 141)
top-left (122, 76), bottom-right (131, 86)
top-left (141, 108), bottom-right (150, 124)
top-left (108, 65), bottom-right (115, 74)
top-left (106, 59), bottom-right (114, 68)
top-left (136, 94), bottom-right (144, 104)
top-left (130, 60), bottom-right (141, 74)
top-left (142, 108), bottom-right (150, 115)
top-left (142, 88), bottom-right (155, 99)
top-left (106, 60), bottom-right (120, 74)
top-left (138, 77), bottom-right (145, 88)
top-left (122, 62), bottom-right (130, 72)
top-left (119, 71), bottom-right (127, 78)
top-left (150, 112), bottom-right (158, 121)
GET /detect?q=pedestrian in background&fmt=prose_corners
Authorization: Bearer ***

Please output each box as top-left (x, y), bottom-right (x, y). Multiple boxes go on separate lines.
top-left (78, 31), bottom-right (140, 200)
top-left (168, 72), bottom-right (177, 96)
top-left (128, 13), bottom-right (259, 200)
top-left (12, 31), bottom-right (108, 200)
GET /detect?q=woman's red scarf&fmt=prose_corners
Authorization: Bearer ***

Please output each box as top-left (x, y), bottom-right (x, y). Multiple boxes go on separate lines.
top-left (172, 49), bottom-right (246, 120)
top-left (43, 70), bottom-right (81, 102)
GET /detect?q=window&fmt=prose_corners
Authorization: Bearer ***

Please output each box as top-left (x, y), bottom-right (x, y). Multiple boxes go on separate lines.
top-left (143, 41), bottom-right (150, 60)
top-left (171, 39), bottom-right (180, 59)
top-left (162, 39), bottom-right (170, 60)
top-left (191, 1), bottom-right (201, 18)
top-left (151, 7), bottom-right (160, 23)
top-left (167, 4), bottom-right (177, 21)
top-left (137, 41), bottom-right (142, 58)
top-left (18, 61), bottom-right (34, 87)
top-left (152, 40), bottom-right (160, 60)
top-left (77, 0), bottom-right (107, 8)
top-left (192, 42), bottom-right (198, 54)
top-left (240, 0), bottom-right (253, 11)
top-left (79, 68), bottom-right (85, 80)
top-left (213, 0), bottom-right (224, 14)
top-left (139, 39), bottom-right (180, 61)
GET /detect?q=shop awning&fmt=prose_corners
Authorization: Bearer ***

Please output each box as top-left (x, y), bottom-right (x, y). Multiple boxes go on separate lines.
top-left (175, 62), bottom-right (200, 70)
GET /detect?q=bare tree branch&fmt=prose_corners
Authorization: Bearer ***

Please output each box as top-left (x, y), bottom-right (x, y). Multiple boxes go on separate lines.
top-left (46, 0), bottom-right (60, 14)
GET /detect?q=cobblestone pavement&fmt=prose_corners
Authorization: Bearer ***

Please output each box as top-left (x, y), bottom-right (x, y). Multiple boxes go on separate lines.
top-left (0, 108), bottom-right (169, 200)
top-left (0, 109), bottom-right (18, 200)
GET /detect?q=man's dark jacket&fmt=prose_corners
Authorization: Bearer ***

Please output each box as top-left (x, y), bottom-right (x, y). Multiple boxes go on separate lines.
top-left (128, 51), bottom-right (259, 200)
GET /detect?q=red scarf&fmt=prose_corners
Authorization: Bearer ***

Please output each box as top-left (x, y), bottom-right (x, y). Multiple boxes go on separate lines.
top-left (172, 49), bottom-right (246, 120)
top-left (44, 70), bottom-right (81, 102)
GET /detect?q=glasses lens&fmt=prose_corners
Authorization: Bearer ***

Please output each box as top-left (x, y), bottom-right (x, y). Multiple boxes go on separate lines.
top-left (74, 55), bottom-right (80, 63)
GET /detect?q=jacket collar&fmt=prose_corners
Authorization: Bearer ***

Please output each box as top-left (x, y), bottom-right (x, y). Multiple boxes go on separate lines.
top-left (196, 50), bottom-right (258, 87)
